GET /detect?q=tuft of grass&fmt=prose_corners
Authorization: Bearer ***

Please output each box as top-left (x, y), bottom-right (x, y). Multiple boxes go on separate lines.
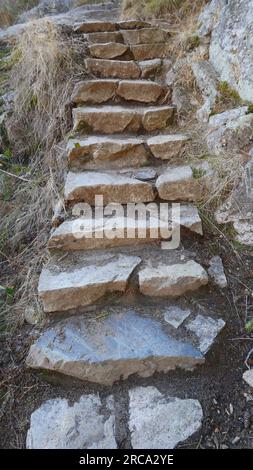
top-left (213, 81), bottom-right (242, 114)
top-left (0, 0), bottom-right (39, 28)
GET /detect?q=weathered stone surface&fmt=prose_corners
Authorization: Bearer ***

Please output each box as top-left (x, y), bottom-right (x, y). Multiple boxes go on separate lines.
top-left (64, 171), bottom-right (155, 205)
top-left (147, 134), bottom-right (188, 160)
top-left (48, 204), bottom-right (202, 251)
top-left (89, 42), bottom-right (128, 59)
top-left (75, 21), bottom-right (117, 33)
top-left (26, 310), bottom-right (204, 385)
top-left (85, 58), bottom-right (141, 79)
top-left (156, 165), bottom-right (205, 201)
top-left (86, 31), bottom-right (123, 43)
top-left (72, 105), bottom-right (174, 134)
top-left (208, 256), bottom-right (227, 288)
top-left (129, 387), bottom-right (203, 449)
top-left (38, 254), bottom-right (141, 313)
top-left (131, 43), bottom-right (169, 61)
top-left (122, 28), bottom-right (168, 45)
top-left (118, 20), bottom-right (151, 30)
top-left (133, 168), bottom-right (157, 181)
top-left (71, 79), bottom-right (117, 104)
top-left (139, 59), bottom-right (163, 79)
top-left (207, 108), bottom-right (253, 156)
top-left (27, 395), bottom-right (116, 449)
top-left (191, 60), bottom-right (219, 122)
top-left (243, 369), bottom-right (253, 389)
top-left (186, 315), bottom-right (225, 354)
top-left (139, 260), bottom-right (208, 298)
top-left (164, 306), bottom-right (191, 329)
top-left (203, 0), bottom-right (253, 102)
top-left (67, 136), bottom-right (149, 169)
top-left (233, 219), bottom-right (253, 246)
top-left (117, 80), bottom-right (164, 103)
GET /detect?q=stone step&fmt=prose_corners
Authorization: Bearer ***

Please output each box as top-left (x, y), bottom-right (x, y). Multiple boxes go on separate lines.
top-left (73, 105), bottom-right (175, 134)
top-left (122, 28), bottom-right (168, 45)
top-left (26, 305), bottom-right (225, 385)
top-left (88, 42), bottom-right (169, 60)
top-left (71, 79), bottom-right (166, 105)
top-left (67, 134), bottom-right (188, 169)
top-left (85, 58), bottom-right (141, 79)
top-left (75, 20), bottom-right (151, 34)
top-left (48, 204), bottom-right (202, 251)
top-left (156, 165), bottom-right (208, 202)
top-left (139, 58), bottom-right (163, 79)
top-left (37, 252), bottom-right (141, 313)
top-left (86, 31), bottom-right (124, 44)
top-left (64, 170), bottom-right (155, 205)
top-left (139, 260), bottom-right (208, 298)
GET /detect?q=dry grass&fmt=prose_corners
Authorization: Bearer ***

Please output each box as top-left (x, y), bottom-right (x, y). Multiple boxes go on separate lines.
top-left (0, 0), bottom-right (39, 28)
top-left (0, 19), bottom-right (87, 335)
top-left (121, 0), bottom-right (207, 21)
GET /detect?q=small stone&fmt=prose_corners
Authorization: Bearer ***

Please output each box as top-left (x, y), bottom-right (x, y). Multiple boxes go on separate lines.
top-left (186, 314), bottom-right (225, 354)
top-left (243, 369), bottom-right (253, 388)
top-left (129, 386), bottom-right (203, 449)
top-left (164, 306), bottom-right (191, 328)
top-left (26, 394), bottom-right (117, 449)
top-left (24, 307), bottom-right (40, 326)
top-left (134, 168), bottom-right (157, 181)
top-left (208, 256), bottom-right (228, 288)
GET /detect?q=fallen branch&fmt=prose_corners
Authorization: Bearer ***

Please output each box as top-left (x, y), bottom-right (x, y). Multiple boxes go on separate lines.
top-left (0, 168), bottom-right (30, 182)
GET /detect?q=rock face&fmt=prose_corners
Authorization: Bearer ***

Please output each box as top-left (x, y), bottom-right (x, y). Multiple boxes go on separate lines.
top-left (129, 387), bottom-right (203, 449)
top-left (186, 315), bottom-right (225, 354)
top-left (191, 60), bottom-right (219, 122)
top-left (201, 0), bottom-right (253, 102)
top-left (26, 395), bottom-right (116, 449)
top-left (38, 253), bottom-right (141, 313)
top-left (139, 260), bottom-right (208, 298)
top-left (26, 310), bottom-right (204, 385)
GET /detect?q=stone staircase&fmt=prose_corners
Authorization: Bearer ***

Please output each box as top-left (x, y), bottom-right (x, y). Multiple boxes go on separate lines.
top-left (26, 15), bottom-right (227, 449)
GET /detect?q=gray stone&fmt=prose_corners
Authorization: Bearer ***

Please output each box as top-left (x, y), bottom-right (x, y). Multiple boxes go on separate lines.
top-left (208, 256), bottom-right (227, 288)
top-left (243, 369), bottom-right (253, 388)
top-left (38, 253), bottom-right (141, 313)
top-left (209, 106), bottom-right (249, 128)
top-left (129, 387), bottom-right (203, 449)
top-left (156, 165), bottom-right (205, 202)
top-left (233, 219), bottom-right (253, 246)
top-left (24, 307), bottom-right (40, 326)
top-left (186, 314), bottom-right (225, 354)
top-left (191, 60), bottom-right (219, 122)
top-left (139, 260), bottom-right (208, 298)
top-left (164, 307), bottom-right (191, 329)
top-left (133, 168), bottom-right (157, 181)
top-left (26, 394), bottom-right (116, 449)
top-left (26, 309), bottom-right (204, 385)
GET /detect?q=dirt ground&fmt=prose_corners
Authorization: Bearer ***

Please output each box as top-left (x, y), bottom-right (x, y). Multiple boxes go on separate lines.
top-left (1, 233), bottom-right (253, 450)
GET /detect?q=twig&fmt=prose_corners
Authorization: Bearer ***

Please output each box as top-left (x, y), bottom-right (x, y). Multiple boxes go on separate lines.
top-left (0, 168), bottom-right (30, 182)
top-left (245, 348), bottom-right (253, 369)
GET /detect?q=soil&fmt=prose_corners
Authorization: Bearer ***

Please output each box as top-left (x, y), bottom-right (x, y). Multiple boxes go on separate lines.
top-left (1, 233), bottom-right (253, 449)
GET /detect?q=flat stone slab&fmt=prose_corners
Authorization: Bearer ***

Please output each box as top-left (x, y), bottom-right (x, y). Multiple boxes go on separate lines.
top-left (27, 395), bottom-right (116, 449)
top-left (64, 171), bottom-right (155, 205)
top-left (164, 306), bottom-right (191, 329)
top-left (73, 105), bottom-right (174, 134)
top-left (38, 253), bottom-right (141, 313)
top-left (139, 260), bottom-right (208, 298)
top-left (129, 387), bottom-right (203, 449)
top-left (186, 315), bottom-right (225, 354)
top-left (208, 256), bottom-right (228, 288)
top-left (89, 42), bottom-right (128, 59)
top-left (26, 309), bottom-right (204, 385)
top-left (86, 31), bottom-right (124, 44)
top-left (131, 43), bottom-right (169, 61)
top-left (48, 204), bottom-right (203, 251)
top-left (75, 21), bottom-right (117, 33)
top-left (122, 28), bottom-right (168, 45)
top-left (117, 80), bottom-right (164, 103)
top-left (67, 136), bottom-right (149, 169)
top-left (243, 369), bottom-right (253, 388)
top-left (156, 165), bottom-right (205, 202)
top-left (71, 79), bottom-right (118, 104)
top-left (140, 59), bottom-right (163, 78)
top-left (147, 134), bottom-right (189, 160)
top-left (118, 20), bottom-right (151, 30)
top-left (85, 58), bottom-right (141, 79)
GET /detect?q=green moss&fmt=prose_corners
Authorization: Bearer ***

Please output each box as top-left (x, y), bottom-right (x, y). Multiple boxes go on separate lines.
top-left (74, 142), bottom-right (81, 148)
top-left (191, 167), bottom-right (206, 179)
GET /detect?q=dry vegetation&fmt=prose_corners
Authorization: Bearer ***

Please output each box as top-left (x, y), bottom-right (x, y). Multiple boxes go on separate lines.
top-left (0, 0), bottom-right (39, 27)
top-left (0, 19), bottom-right (87, 335)
top-left (122, 0), bottom-right (207, 21)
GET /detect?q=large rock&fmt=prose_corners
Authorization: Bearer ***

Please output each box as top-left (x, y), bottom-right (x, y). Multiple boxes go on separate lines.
top-left (67, 136), bottom-right (149, 169)
top-left (85, 58), bottom-right (141, 79)
top-left (122, 28), bottom-right (168, 45)
top-left (147, 134), bottom-right (188, 160)
top-left (129, 387), bottom-right (203, 449)
top-left (26, 309), bottom-right (204, 385)
top-left (38, 253), bottom-right (141, 313)
top-left (156, 165), bottom-right (205, 202)
top-left (89, 42), bottom-right (128, 59)
top-left (139, 260), bottom-right (208, 298)
top-left (48, 204), bottom-right (203, 251)
top-left (117, 80), bottom-right (164, 103)
top-left (186, 314), bottom-right (225, 354)
top-left (64, 170), bottom-right (155, 205)
top-left (202, 0), bottom-right (253, 102)
top-left (27, 395), bottom-right (116, 449)
top-left (72, 105), bottom-right (174, 133)
top-left (71, 80), bottom-right (118, 104)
